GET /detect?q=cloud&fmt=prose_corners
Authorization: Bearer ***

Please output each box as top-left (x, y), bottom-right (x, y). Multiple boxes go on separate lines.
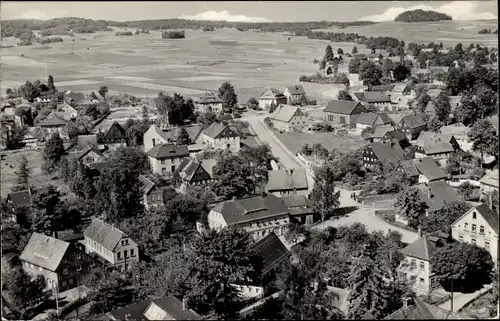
top-left (179, 10), bottom-right (270, 23)
top-left (19, 9), bottom-right (67, 20)
top-left (361, 1), bottom-right (497, 21)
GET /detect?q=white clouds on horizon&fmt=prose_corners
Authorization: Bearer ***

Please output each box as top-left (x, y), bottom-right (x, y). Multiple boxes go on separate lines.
top-left (18, 9), bottom-right (68, 20)
top-left (179, 10), bottom-right (270, 23)
top-left (361, 1), bottom-right (497, 22)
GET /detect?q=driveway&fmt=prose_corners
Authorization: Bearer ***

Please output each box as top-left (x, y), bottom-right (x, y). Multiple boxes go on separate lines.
top-left (437, 284), bottom-right (493, 312)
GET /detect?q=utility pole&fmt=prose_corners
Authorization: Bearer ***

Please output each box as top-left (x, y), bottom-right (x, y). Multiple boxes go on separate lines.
top-left (450, 277), bottom-right (454, 313)
top-left (54, 281), bottom-right (60, 316)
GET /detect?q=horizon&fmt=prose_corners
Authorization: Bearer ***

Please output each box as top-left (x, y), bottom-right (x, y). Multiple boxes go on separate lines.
top-left (1, 1), bottom-right (498, 23)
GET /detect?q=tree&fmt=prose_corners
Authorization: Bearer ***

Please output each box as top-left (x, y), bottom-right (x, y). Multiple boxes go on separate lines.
top-left (90, 91), bottom-right (98, 101)
top-left (382, 59), bottom-right (394, 77)
top-left (359, 60), bottom-right (383, 87)
top-left (176, 127), bottom-right (192, 145)
top-left (47, 75), bottom-right (56, 93)
top-left (70, 161), bottom-right (96, 200)
top-left (197, 111), bottom-right (218, 128)
top-left (247, 97), bottom-right (259, 110)
top-left (393, 64), bottom-right (410, 82)
top-left (431, 242), bottom-right (494, 292)
top-left (416, 93), bottom-right (431, 113)
top-left (98, 85), bottom-right (109, 100)
top-left (186, 228), bottom-right (258, 319)
top-left (211, 153), bottom-right (255, 200)
top-left (475, 86), bottom-right (497, 119)
top-left (325, 45), bottom-right (334, 62)
top-left (434, 92), bottom-right (451, 122)
top-left (6, 123), bottom-right (28, 150)
top-left (348, 58), bottom-right (361, 73)
top-left (394, 186), bottom-right (428, 229)
top-left (427, 116), bottom-right (444, 132)
top-left (361, 127), bottom-right (375, 139)
top-left (239, 144), bottom-right (274, 190)
top-left (469, 119), bottom-right (498, 166)
top-left (269, 102), bottom-right (277, 113)
top-left (155, 92), bottom-right (195, 125)
top-left (352, 45), bottom-right (358, 54)
top-left (2, 268), bottom-right (46, 313)
top-left (454, 93), bottom-right (481, 126)
top-left (337, 48), bottom-right (344, 55)
top-left (285, 218), bottom-right (311, 244)
top-left (19, 81), bottom-right (40, 102)
top-left (338, 90), bottom-right (353, 101)
top-left (420, 200), bottom-right (471, 234)
top-left (311, 166), bottom-right (341, 226)
top-left (13, 155), bottom-right (30, 192)
top-left (42, 132), bottom-right (65, 173)
top-left (319, 59), bottom-right (326, 70)
top-left (218, 82), bottom-right (238, 113)
top-left (301, 143), bottom-right (313, 156)
top-left (335, 72), bottom-right (350, 86)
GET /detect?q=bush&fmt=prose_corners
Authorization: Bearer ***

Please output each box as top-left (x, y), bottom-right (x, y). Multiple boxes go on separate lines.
top-left (203, 26), bottom-right (215, 32)
top-left (162, 30), bottom-right (185, 39)
top-left (115, 31), bottom-right (133, 36)
top-left (38, 37), bottom-right (63, 44)
top-left (299, 75), bottom-right (308, 82)
top-left (308, 99), bottom-right (317, 105)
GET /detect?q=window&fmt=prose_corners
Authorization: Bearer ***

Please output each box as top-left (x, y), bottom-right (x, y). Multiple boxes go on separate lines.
top-left (117, 252), bottom-right (121, 260)
top-left (472, 224), bottom-right (476, 233)
top-left (472, 212), bottom-right (476, 219)
top-left (162, 168), bottom-right (166, 174)
top-left (471, 238), bottom-right (476, 245)
top-left (480, 226), bottom-right (485, 234)
top-left (161, 159), bottom-right (165, 164)
top-left (464, 223), bottom-right (468, 230)
top-left (131, 249), bottom-right (135, 257)
top-left (227, 144), bottom-right (231, 149)
top-left (152, 138), bottom-right (156, 147)
top-left (411, 259), bottom-right (416, 268)
top-left (459, 235), bottom-right (464, 241)
top-left (63, 268), bottom-right (68, 275)
top-left (171, 165), bottom-right (175, 172)
top-left (124, 250), bottom-right (128, 258)
top-left (420, 261), bottom-right (425, 270)
top-left (485, 241), bottom-right (490, 250)
top-left (419, 277), bottom-right (425, 284)
top-left (77, 265), bottom-right (82, 271)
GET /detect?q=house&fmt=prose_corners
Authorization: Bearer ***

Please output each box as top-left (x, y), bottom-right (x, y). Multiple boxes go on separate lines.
top-left (424, 96), bottom-right (460, 118)
top-left (206, 194), bottom-right (291, 241)
top-left (64, 91), bottom-right (88, 107)
top-left (282, 85), bottom-right (306, 105)
top-left (384, 296), bottom-right (472, 319)
top-left (362, 141), bottom-right (404, 169)
top-left (103, 296), bottom-right (201, 320)
top-left (232, 232), bottom-right (291, 299)
top-left (282, 194), bottom-right (316, 225)
top-left (353, 112), bottom-right (392, 130)
top-left (369, 84), bottom-right (396, 92)
top-left (176, 158), bottom-right (216, 194)
top-left (382, 129), bottom-right (410, 149)
top-left (439, 123), bottom-right (469, 143)
top-left (323, 100), bottom-right (368, 125)
top-left (358, 92), bottom-right (393, 111)
top-left (98, 122), bottom-right (127, 151)
top-left (83, 218), bottom-right (139, 272)
top-left (398, 230), bottom-right (453, 295)
top-left (390, 83), bottom-right (414, 104)
top-left (266, 168), bottom-right (309, 196)
top-left (194, 92), bottom-right (223, 113)
top-left (77, 146), bottom-right (105, 165)
top-left (396, 158), bottom-right (447, 184)
top-left (426, 89), bottom-right (443, 100)
top-left (139, 174), bottom-right (171, 209)
top-left (146, 143), bottom-right (190, 175)
top-left (411, 68), bottom-right (431, 82)
top-left (397, 115), bottom-right (427, 140)
top-left (479, 170), bottom-right (499, 199)
top-left (59, 103), bottom-right (78, 119)
top-left (5, 187), bottom-right (43, 211)
top-left (413, 131), bottom-right (460, 160)
top-left (258, 88), bottom-right (287, 110)
top-left (451, 203), bottom-right (499, 268)
top-left (199, 122), bottom-right (240, 153)
top-left (269, 104), bottom-right (307, 132)
top-left (37, 112), bottom-right (69, 140)
top-left (143, 123), bottom-right (202, 152)
top-left (370, 125), bottom-right (395, 142)
top-left (20, 232), bottom-right (93, 292)
top-left (35, 97), bottom-right (53, 104)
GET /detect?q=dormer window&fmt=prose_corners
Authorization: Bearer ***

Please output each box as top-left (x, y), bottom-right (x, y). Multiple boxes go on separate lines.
top-left (472, 212), bottom-right (476, 219)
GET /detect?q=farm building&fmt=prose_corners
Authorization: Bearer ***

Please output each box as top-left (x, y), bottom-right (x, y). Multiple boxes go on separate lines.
top-left (352, 112), bottom-right (392, 130)
top-left (199, 122), bottom-right (240, 153)
top-left (323, 100), bottom-right (367, 125)
top-left (282, 85), bottom-right (306, 105)
top-left (270, 104), bottom-right (307, 132)
top-left (396, 114), bottom-right (427, 140)
top-left (258, 88), bottom-right (287, 110)
top-left (194, 92), bottom-right (223, 113)
top-left (266, 168), bottom-right (309, 196)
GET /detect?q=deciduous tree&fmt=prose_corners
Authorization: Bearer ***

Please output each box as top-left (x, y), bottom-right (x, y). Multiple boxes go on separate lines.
top-left (211, 153), bottom-right (255, 200)
top-left (352, 46), bottom-right (358, 54)
top-left (324, 45), bottom-right (334, 62)
top-left (13, 155), bottom-right (30, 192)
top-left (394, 186), bottom-right (428, 229)
top-left (218, 82), bottom-right (238, 113)
top-left (434, 92), bottom-right (451, 122)
top-left (469, 119), bottom-right (498, 166)
top-left (338, 90), bottom-right (353, 101)
top-left (2, 268), bottom-right (46, 313)
top-left (392, 64), bottom-right (411, 82)
top-left (42, 132), bottom-right (65, 173)
top-left (98, 85), bottom-right (109, 100)
top-left (359, 60), bottom-right (383, 87)
top-left (311, 166), bottom-right (341, 225)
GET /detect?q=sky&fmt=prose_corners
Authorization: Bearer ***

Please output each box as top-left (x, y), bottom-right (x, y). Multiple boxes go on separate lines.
top-left (1, 1), bottom-right (498, 22)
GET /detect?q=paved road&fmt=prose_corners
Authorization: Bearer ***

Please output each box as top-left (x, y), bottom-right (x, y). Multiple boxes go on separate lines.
top-left (437, 284), bottom-right (493, 312)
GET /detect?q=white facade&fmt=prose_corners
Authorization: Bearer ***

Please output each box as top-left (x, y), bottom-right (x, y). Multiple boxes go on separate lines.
top-left (195, 102), bottom-right (223, 113)
top-left (271, 115), bottom-right (308, 132)
top-left (231, 284), bottom-right (264, 299)
top-left (84, 235), bottom-right (139, 271)
top-left (143, 125), bottom-right (169, 153)
top-left (199, 133), bottom-right (240, 153)
top-left (149, 155), bottom-right (187, 175)
top-left (399, 256), bottom-right (438, 295)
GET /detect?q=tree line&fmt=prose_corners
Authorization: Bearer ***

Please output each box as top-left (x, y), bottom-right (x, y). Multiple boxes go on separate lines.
top-left (394, 9), bottom-right (452, 22)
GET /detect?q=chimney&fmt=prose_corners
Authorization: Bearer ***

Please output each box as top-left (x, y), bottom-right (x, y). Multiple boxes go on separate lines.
top-left (182, 298), bottom-right (188, 311)
top-left (402, 297), bottom-right (412, 308)
top-left (418, 226), bottom-right (423, 238)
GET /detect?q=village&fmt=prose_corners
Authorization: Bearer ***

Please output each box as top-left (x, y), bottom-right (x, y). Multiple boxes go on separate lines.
top-left (1, 7), bottom-right (500, 321)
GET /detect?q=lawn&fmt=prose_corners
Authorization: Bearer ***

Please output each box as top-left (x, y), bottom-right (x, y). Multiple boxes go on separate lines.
top-left (274, 131), bottom-right (366, 155)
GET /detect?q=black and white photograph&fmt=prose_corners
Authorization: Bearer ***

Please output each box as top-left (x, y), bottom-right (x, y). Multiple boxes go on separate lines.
top-left (0, 1), bottom-right (499, 320)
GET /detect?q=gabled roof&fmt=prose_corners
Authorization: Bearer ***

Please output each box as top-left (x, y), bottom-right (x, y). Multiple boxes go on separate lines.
top-left (392, 83), bottom-right (410, 94)
top-left (414, 158), bottom-right (447, 182)
top-left (368, 142), bottom-right (404, 164)
top-left (323, 100), bottom-right (365, 115)
top-left (384, 130), bottom-right (407, 142)
top-left (281, 194), bottom-right (313, 208)
top-left (201, 122), bottom-right (239, 139)
top-left (101, 122), bottom-right (126, 143)
top-left (414, 131), bottom-right (456, 155)
top-left (151, 124), bottom-right (203, 144)
top-left (427, 89), bottom-right (443, 99)
top-left (252, 232), bottom-right (291, 275)
top-left (38, 112), bottom-right (68, 127)
top-left (400, 115), bottom-right (426, 129)
top-left (400, 232), bottom-right (447, 261)
top-left (369, 84), bottom-right (396, 92)
top-left (371, 125), bottom-right (395, 138)
top-left (177, 159), bottom-right (212, 183)
top-left (363, 91), bottom-right (392, 103)
top-left (353, 112), bottom-right (380, 126)
top-left (6, 188), bottom-right (43, 208)
top-left (107, 300), bottom-right (152, 321)
top-left (353, 92), bottom-right (365, 101)
top-left (284, 85), bottom-right (305, 95)
top-left (270, 104), bottom-right (304, 123)
top-left (439, 123), bottom-right (469, 138)
top-left (20, 232), bottom-right (70, 272)
top-left (84, 218), bottom-right (127, 251)
top-left (259, 88), bottom-right (285, 99)
top-left (384, 297), bottom-right (468, 319)
top-left (266, 168), bottom-right (308, 191)
top-left (143, 297), bottom-right (201, 320)
top-left (416, 181), bottom-right (461, 212)
top-left (146, 144), bottom-right (190, 159)
top-left (77, 146), bottom-right (104, 160)
top-left (139, 174), bottom-right (159, 195)
top-left (454, 204), bottom-right (499, 235)
top-left (399, 160), bottom-right (420, 177)
top-left (195, 92), bottom-right (222, 104)
top-left (479, 170), bottom-right (499, 188)
top-left (77, 134), bottom-right (98, 151)
top-left (212, 194), bottom-right (290, 225)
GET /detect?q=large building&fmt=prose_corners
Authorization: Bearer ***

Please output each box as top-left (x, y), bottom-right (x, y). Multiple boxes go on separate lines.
top-left (146, 144), bottom-right (190, 175)
top-left (194, 92), bottom-right (223, 113)
top-left (176, 158), bottom-right (216, 194)
top-left (362, 141), bottom-right (404, 169)
top-left (396, 158), bottom-right (447, 185)
top-left (258, 88), bottom-right (287, 110)
top-left (198, 122), bottom-right (240, 153)
top-left (323, 100), bottom-right (368, 125)
top-left (83, 218), bottom-right (140, 272)
top-left (143, 123), bottom-right (202, 152)
top-left (397, 115), bottom-right (427, 140)
top-left (265, 168), bottom-right (309, 196)
top-left (282, 85), bottom-right (306, 105)
top-left (206, 194), bottom-right (291, 241)
top-left (269, 104), bottom-right (307, 132)
top-left (413, 131), bottom-right (460, 160)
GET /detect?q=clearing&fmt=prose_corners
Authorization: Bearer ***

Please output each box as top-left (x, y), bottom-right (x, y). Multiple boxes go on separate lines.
top-left (275, 131), bottom-right (365, 155)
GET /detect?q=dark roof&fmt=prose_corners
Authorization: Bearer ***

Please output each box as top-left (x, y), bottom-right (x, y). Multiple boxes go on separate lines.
top-left (369, 142), bottom-right (404, 164)
top-left (145, 297), bottom-right (201, 320)
top-left (266, 168), bottom-right (308, 191)
top-left (195, 92), bottom-right (222, 104)
top-left (385, 297), bottom-right (470, 319)
top-left (372, 125), bottom-right (394, 138)
top-left (473, 204), bottom-right (499, 235)
top-left (369, 84), bottom-right (396, 92)
top-left (101, 122), bottom-right (126, 143)
top-left (363, 91), bottom-right (391, 103)
top-left (139, 174), bottom-right (156, 195)
top-left (259, 88), bottom-right (286, 99)
top-left (353, 112), bottom-right (380, 126)
top-left (252, 232), bottom-right (291, 275)
top-left (19, 232), bottom-right (70, 271)
top-left (281, 194), bottom-right (313, 208)
top-left (77, 134), bottom-right (98, 151)
top-left (384, 130), bottom-right (407, 142)
top-left (151, 124), bottom-right (203, 144)
top-left (241, 136), bottom-right (260, 149)
top-left (414, 158), bottom-right (446, 182)
top-left (107, 300), bottom-right (152, 321)
top-left (87, 161), bottom-right (108, 173)
top-left (417, 181), bottom-right (461, 212)
top-left (270, 104), bottom-right (304, 123)
top-left (399, 160), bottom-right (420, 177)
top-left (201, 122), bottom-right (239, 139)
top-left (400, 232), bottom-right (448, 261)
top-left (6, 188), bottom-right (43, 208)
top-left (212, 194), bottom-right (290, 225)
top-left (415, 131), bottom-right (455, 155)
top-left (324, 100), bottom-right (365, 115)
top-left (284, 85), bottom-right (306, 95)
top-left (146, 144), bottom-right (190, 159)
top-left (177, 159), bottom-right (212, 183)
top-left (377, 113), bottom-right (392, 125)
top-left (38, 113), bottom-right (68, 127)
top-left (77, 146), bottom-right (104, 160)
top-left (84, 218), bottom-right (127, 251)
top-left (353, 92), bottom-right (365, 101)
top-left (400, 115), bottom-right (426, 129)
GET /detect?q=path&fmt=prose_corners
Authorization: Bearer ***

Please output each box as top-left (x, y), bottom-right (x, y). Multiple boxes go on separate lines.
top-left (437, 284), bottom-right (493, 312)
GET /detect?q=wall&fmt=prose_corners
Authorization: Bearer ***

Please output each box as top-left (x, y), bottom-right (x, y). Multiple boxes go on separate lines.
top-left (231, 284), bottom-right (264, 299)
top-left (195, 102), bottom-right (222, 113)
top-left (149, 156), bottom-right (186, 175)
top-left (85, 236), bottom-right (115, 265)
top-left (143, 126), bottom-right (167, 153)
top-left (400, 257), bottom-right (437, 295)
top-left (208, 210), bottom-right (229, 231)
top-left (113, 238), bottom-right (140, 271)
top-left (200, 134), bottom-right (240, 153)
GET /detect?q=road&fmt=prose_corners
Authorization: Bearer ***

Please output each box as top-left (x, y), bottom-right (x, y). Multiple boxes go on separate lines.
top-left (437, 284), bottom-right (493, 313)
top-left (243, 111), bottom-right (419, 244)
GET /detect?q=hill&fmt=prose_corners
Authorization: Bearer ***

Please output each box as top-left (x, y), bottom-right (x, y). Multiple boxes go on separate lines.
top-left (394, 9), bottom-right (453, 23)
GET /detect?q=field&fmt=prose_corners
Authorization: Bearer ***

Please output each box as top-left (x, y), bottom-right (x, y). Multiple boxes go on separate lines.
top-left (275, 131), bottom-right (365, 155)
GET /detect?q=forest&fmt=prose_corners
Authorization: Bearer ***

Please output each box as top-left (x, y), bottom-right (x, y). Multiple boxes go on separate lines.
top-left (394, 9), bottom-right (453, 22)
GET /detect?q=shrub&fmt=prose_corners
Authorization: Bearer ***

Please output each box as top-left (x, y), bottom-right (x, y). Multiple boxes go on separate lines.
top-left (162, 30), bottom-right (185, 39)
top-left (115, 31), bottom-right (133, 36)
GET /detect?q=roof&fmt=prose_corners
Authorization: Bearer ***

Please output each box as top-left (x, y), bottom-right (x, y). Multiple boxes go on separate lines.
top-left (353, 112), bottom-right (379, 126)
top-left (38, 113), bottom-right (68, 127)
top-left (415, 131), bottom-right (455, 155)
top-left (439, 123), bottom-right (469, 138)
top-left (19, 232), bottom-right (70, 272)
top-left (417, 181), bottom-right (461, 212)
top-left (369, 142), bottom-right (404, 164)
top-left (241, 136), bottom-right (260, 149)
top-left (151, 124), bottom-right (203, 144)
top-left (139, 174), bottom-right (157, 195)
top-left (400, 160), bottom-right (420, 177)
top-left (84, 218), bottom-right (127, 251)
top-left (427, 89), bottom-right (443, 99)
top-left (353, 92), bottom-right (365, 101)
top-left (266, 168), bottom-right (308, 191)
top-left (87, 161), bottom-right (108, 172)
top-left (479, 170), bottom-right (499, 188)
top-left (77, 134), bottom-right (98, 150)
top-left (6, 188), bottom-right (42, 208)
top-left (144, 297), bottom-right (201, 320)
top-left (259, 88), bottom-right (286, 99)
top-left (146, 144), bottom-right (190, 159)
top-left (53, 111), bottom-right (74, 121)
top-left (77, 146), bottom-right (104, 160)
top-left (384, 297), bottom-right (469, 319)
top-left (392, 83), bottom-right (410, 94)
top-left (65, 91), bottom-right (86, 103)
top-left (251, 232), bottom-right (291, 275)
top-left (270, 104), bottom-right (304, 123)
top-left (281, 194), bottom-right (313, 208)
top-left (400, 232), bottom-right (446, 261)
top-left (201, 122), bottom-right (239, 139)
top-left (284, 85), bottom-right (305, 95)
top-left (372, 125), bottom-right (395, 138)
top-left (466, 204), bottom-right (499, 235)
top-left (195, 92), bottom-right (222, 104)
top-left (414, 158), bottom-right (447, 181)
top-left (101, 122), bottom-right (126, 143)
top-left (384, 130), bottom-right (407, 142)
top-left (107, 300), bottom-right (153, 321)
top-left (177, 159), bottom-right (212, 183)
top-left (323, 100), bottom-right (365, 115)
top-left (363, 91), bottom-right (391, 103)
top-left (212, 194), bottom-right (290, 225)
top-left (400, 114), bottom-right (426, 129)
top-left (369, 84), bottom-right (396, 92)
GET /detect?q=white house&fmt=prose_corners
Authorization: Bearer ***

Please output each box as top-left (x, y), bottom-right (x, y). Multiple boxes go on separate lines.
top-left (198, 122), bottom-right (240, 153)
top-left (265, 168), bottom-right (309, 196)
top-left (269, 104), bottom-right (307, 132)
top-left (60, 103), bottom-right (78, 119)
top-left (451, 204), bottom-right (499, 268)
top-left (143, 123), bottom-right (202, 152)
top-left (194, 92), bottom-right (223, 113)
top-left (479, 170), bottom-right (499, 199)
top-left (146, 143), bottom-right (190, 175)
top-left (258, 88), bottom-right (287, 110)
top-left (282, 85), bottom-right (306, 105)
